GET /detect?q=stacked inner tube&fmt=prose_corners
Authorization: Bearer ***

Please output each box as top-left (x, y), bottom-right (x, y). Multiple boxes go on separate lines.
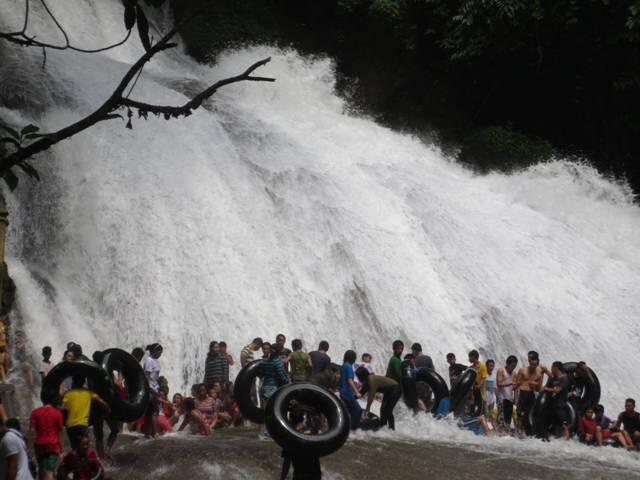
top-left (529, 391), bottom-right (577, 438)
top-left (401, 367), bottom-right (450, 415)
top-left (40, 349), bottom-right (149, 422)
top-left (563, 361), bottom-right (600, 417)
top-left (233, 359), bottom-right (267, 424)
top-left (265, 383), bottom-right (350, 457)
top-left (449, 368), bottom-right (477, 415)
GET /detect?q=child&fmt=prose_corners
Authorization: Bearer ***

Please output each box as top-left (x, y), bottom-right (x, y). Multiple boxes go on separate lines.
top-left (39, 346), bottom-right (53, 381)
top-left (57, 431), bottom-right (107, 480)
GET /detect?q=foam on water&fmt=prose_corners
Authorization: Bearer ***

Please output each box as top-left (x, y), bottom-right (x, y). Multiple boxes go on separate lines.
top-left (1, 0), bottom-right (640, 440)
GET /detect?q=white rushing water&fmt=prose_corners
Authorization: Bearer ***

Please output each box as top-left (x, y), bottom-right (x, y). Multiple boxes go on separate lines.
top-left (1, 0), bottom-right (640, 420)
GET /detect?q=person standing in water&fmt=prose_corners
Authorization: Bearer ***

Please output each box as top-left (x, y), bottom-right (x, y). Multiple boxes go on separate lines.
top-left (240, 337), bottom-right (263, 367)
top-left (468, 350), bottom-right (487, 413)
top-left (540, 361), bottom-right (570, 440)
top-left (386, 340), bottom-right (404, 384)
top-left (446, 353), bottom-right (466, 387)
top-left (203, 341), bottom-right (229, 389)
top-left (485, 359), bottom-right (497, 421)
top-left (309, 341), bottom-right (331, 374)
top-left (356, 367), bottom-right (401, 430)
top-left (143, 343), bottom-right (163, 438)
top-left (496, 355), bottom-right (518, 432)
top-left (288, 339), bottom-right (310, 383)
top-left (515, 351), bottom-right (544, 436)
top-left (29, 394), bottom-right (63, 480)
top-left (340, 350), bottom-right (362, 430)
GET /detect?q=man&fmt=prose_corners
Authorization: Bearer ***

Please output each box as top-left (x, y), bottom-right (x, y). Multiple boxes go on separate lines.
top-left (357, 367), bottom-right (402, 430)
top-left (496, 355), bottom-right (518, 432)
top-left (0, 418), bottom-right (33, 480)
top-left (38, 346), bottom-right (53, 382)
top-left (411, 343), bottom-right (435, 370)
top-left (446, 353), bottom-right (466, 387)
top-left (468, 350), bottom-right (487, 412)
top-left (386, 340), bottom-right (404, 384)
top-left (29, 396), bottom-right (63, 480)
top-left (273, 334), bottom-right (292, 367)
top-left (61, 375), bottom-right (110, 450)
top-left (515, 350), bottom-right (545, 436)
top-left (309, 341), bottom-right (331, 374)
top-left (540, 361), bottom-right (570, 440)
top-left (614, 398), bottom-right (640, 445)
top-left (240, 337), bottom-right (263, 367)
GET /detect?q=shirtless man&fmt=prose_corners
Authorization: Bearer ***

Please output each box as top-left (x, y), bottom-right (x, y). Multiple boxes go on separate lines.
top-left (514, 351), bottom-right (546, 436)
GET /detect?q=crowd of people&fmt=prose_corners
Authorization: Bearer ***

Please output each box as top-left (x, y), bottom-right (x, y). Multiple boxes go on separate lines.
top-left (1, 333), bottom-right (639, 479)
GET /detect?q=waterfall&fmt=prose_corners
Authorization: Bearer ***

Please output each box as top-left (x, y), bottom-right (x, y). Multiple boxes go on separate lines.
top-left (1, 1), bottom-right (639, 412)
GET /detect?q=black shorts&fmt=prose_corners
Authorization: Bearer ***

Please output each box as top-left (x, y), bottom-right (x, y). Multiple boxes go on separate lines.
top-left (551, 406), bottom-right (568, 426)
top-left (517, 391), bottom-right (535, 416)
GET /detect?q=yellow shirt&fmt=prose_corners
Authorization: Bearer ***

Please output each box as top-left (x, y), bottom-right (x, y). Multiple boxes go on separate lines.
top-left (62, 389), bottom-right (97, 427)
top-left (474, 361), bottom-right (488, 400)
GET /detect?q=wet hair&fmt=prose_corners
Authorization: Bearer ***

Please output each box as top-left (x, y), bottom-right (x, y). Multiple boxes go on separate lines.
top-left (626, 398), bottom-right (636, 406)
top-left (182, 397), bottom-right (195, 412)
top-left (468, 350), bottom-right (479, 361)
top-left (361, 353), bottom-right (372, 361)
top-left (291, 339), bottom-right (302, 351)
top-left (319, 341), bottom-right (329, 351)
top-left (411, 343), bottom-right (422, 352)
top-left (72, 375), bottom-right (86, 389)
top-left (506, 355), bottom-right (518, 365)
top-left (343, 350), bottom-right (357, 364)
top-left (252, 337), bottom-right (263, 346)
top-left (355, 367), bottom-right (370, 383)
top-left (551, 361), bottom-right (564, 371)
top-left (594, 404), bottom-right (604, 414)
top-left (42, 346), bottom-right (52, 357)
top-left (146, 343), bottom-right (163, 354)
top-left (276, 333), bottom-right (286, 342)
top-left (392, 340), bottom-right (404, 349)
top-left (6, 418), bottom-right (20, 432)
top-left (527, 351), bottom-right (539, 361)
top-left (70, 344), bottom-right (83, 358)
top-left (486, 359), bottom-right (495, 366)
top-left (92, 350), bottom-right (104, 364)
top-left (446, 353), bottom-right (456, 360)
top-left (131, 347), bottom-right (144, 362)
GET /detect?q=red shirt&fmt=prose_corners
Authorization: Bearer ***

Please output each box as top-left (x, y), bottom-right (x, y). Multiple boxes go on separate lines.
top-left (60, 448), bottom-right (103, 480)
top-left (578, 416), bottom-right (597, 437)
top-left (29, 405), bottom-right (64, 452)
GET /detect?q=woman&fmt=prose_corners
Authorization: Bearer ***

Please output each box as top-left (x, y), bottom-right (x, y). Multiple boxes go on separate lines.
top-left (203, 341), bottom-right (229, 388)
top-left (143, 343), bottom-right (163, 438)
top-left (194, 383), bottom-right (218, 429)
top-left (157, 385), bottom-right (175, 434)
top-left (178, 397), bottom-right (211, 435)
top-left (170, 393), bottom-right (183, 426)
top-left (339, 350), bottom-right (362, 430)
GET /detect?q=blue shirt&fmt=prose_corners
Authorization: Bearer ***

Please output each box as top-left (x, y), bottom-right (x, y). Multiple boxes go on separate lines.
top-left (340, 363), bottom-right (355, 399)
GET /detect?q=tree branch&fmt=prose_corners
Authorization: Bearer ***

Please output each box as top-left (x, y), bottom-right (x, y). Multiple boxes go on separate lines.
top-left (0, 13), bottom-right (274, 176)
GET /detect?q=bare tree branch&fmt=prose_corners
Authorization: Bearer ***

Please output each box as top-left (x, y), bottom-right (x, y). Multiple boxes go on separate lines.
top-left (0, 14), bottom-right (275, 176)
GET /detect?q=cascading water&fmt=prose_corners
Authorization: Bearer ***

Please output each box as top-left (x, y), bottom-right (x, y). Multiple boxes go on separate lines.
top-left (1, 0), bottom-right (640, 419)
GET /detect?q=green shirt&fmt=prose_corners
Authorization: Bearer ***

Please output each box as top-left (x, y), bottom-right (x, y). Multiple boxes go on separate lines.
top-left (290, 351), bottom-right (309, 382)
top-left (386, 355), bottom-right (402, 383)
top-left (366, 375), bottom-right (398, 411)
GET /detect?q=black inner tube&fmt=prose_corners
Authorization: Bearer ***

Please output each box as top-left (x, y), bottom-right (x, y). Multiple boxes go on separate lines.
top-left (41, 359), bottom-right (113, 406)
top-left (449, 368), bottom-right (476, 415)
top-left (234, 360), bottom-right (267, 424)
top-left (101, 348), bottom-right (150, 422)
top-left (402, 368), bottom-right (450, 415)
top-left (562, 362), bottom-right (600, 417)
top-left (265, 383), bottom-right (350, 457)
top-left (530, 391), bottom-right (577, 437)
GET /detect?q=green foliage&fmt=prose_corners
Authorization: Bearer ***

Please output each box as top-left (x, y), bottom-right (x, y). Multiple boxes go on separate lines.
top-left (459, 126), bottom-right (554, 172)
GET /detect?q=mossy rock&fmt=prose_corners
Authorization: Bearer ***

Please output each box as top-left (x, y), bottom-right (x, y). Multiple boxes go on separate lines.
top-left (459, 126), bottom-right (554, 172)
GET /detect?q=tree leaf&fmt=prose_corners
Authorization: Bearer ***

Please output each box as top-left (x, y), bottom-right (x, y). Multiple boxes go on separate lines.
top-left (20, 124), bottom-right (39, 136)
top-left (124, 4), bottom-right (136, 30)
top-left (2, 170), bottom-right (18, 191)
top-left (0, 124), bottom-right (19, 139)
top-left (16, 162), bottom-right (40, 181)
top-left (136, 6), bottom-right (152, 52)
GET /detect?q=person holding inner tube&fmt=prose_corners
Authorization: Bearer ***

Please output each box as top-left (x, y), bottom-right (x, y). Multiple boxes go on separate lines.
top-left (356, 367), bottom-right (401, 430)
top-left (339, 350), bottom-right (362, 430)
top-left (142, 343), bottom-right (163, 438)
top-left (61, 375), bottom-right (111, 450)
top-left (515, 351), bottom-right (545, 436)
top-left (540, 361), bottom-right (571, 440)
top-left (260, 348), bottom-right (291, 439)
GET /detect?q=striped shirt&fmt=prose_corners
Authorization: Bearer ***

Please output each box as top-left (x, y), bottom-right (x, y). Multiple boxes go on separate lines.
top-left (261, 358), bottom-right (290, 388)
top-left (241, 344), bottom-right (254, 365)
top-left (203, 354), bottom-right (229, 386)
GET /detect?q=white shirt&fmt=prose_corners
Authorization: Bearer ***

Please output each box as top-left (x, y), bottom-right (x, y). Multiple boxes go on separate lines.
top-left (0, 429), bottom-right (34, 480)
top-left (144, 356), bottom-right (160, 392)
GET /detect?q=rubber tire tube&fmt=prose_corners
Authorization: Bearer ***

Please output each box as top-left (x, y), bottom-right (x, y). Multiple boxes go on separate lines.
top-left (234, 359), bottom-right (267, 424)
top-left (414, 369), bottom-right (450, 415)
top-left (101, 348), bottom-right (150, 422)
top-left (449, 368), bottom-right (477, 414)
top-left (41, 359), bottom-right (113, 405)
top-left (562, 362), bottom-right (601, 417)
top-left (529, 392), bottom-right (577, 437)
top-left (265, 383), bottom-right (350, 457)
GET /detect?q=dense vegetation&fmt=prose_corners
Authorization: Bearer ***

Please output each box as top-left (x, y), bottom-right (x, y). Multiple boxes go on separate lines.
top-left (172, 0), bottom-right (640, 192)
